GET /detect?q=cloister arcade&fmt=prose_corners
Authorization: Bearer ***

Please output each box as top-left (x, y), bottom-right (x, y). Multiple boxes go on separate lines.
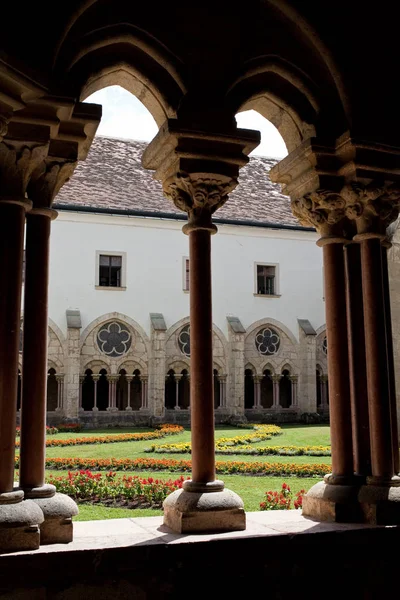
top-left (0, 4), bottom-right (399, 592)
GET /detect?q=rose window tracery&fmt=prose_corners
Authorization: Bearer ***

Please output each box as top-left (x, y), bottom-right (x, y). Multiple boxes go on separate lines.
top-left (178, 325), bottom-right (191, 357)
top-left (255, 327), bottom-right (280, 355)
top-left (96, 321), bottom-right (132, 357)
top-left (322, 336), bottom-right (328, 355)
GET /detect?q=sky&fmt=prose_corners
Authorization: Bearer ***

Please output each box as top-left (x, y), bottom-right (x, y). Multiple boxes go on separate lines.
top-left (85, 86), bottom-right (288, 159)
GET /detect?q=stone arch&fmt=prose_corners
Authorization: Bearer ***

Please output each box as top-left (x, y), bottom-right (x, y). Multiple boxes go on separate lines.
top-left (165, 317), bottom-right (228, 371)
top-left (48, 321), bottom-right (65, 370)
top-left (117, 358), bottom-right (147, 375)
top-left (244, 362), bottom-right (257, 374)
top-left (53, 7), bottom-right (186, 127)
top-left (245, 318), bottom-right (298, 347)
top-left (167, 360), bottom-right (190, 374)
top-left (261, 361), bottom-right (276, 376)
top-left (82, 359), bottom-right (110, 374)
top-left (47, 359), bottom-right (62, 372)
top-left (80, 312), bottom-right (149, 375)
top-left (280, 363), bottom-right (294, 375)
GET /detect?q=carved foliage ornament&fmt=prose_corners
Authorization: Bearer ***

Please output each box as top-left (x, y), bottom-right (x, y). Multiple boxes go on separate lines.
top-left (178, 324), bottom-right (191, 357)
top-left (29, 160), bottom-right (77, 207)
top-left (0, 142), bottom-right (48, 199)
top-left (164, 172), bottom-right (237, 226)
top-left (291, 183), bottom-right (400, 234)
top-left (255, 327), bottom-right (280, 356)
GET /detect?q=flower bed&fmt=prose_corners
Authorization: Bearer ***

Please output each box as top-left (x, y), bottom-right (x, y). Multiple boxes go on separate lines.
top-left (28, 455), bottom-right (331, 477)
top-left (260, 483), bottom-right (305, 510)
top-left (47, 470), bottom-right (189, 509)
top-left (16, 425), bottom-right (58, 436)
top-left (145, 443), bottom-right (331, 456)
top-left (15, 424), bottom-right (183, 448)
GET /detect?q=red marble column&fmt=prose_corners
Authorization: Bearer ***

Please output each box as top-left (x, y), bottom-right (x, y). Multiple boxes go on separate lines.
top-left (381, 245), bottom-right (400, 475)
top-left (343, 242), bottom-right (371, 478)
top-left (0, 200), bottom-right (28, 492)
top-left (359, 237), bottom-right (397, 481)
top-left (19, 208), bottom-right (56, 489)
top-left (320, 241), bottom-right (354, 482)
top-left (185, 227), bottom-right (217, 486)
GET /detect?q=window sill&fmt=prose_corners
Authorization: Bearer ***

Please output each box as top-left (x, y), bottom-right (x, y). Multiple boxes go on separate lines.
top-left (183, 289), bottom-right (189, 294)
top-left (95, 286), bottom-right (127, 291)
top-left (253, 293), bottom-right (281, 298)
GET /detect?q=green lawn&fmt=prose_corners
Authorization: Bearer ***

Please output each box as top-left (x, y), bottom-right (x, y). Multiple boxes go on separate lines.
top-left (17, 424), bottom-right (332, 520)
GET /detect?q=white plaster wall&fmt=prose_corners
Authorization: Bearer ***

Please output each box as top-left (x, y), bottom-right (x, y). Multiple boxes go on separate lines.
top-left (48, 211), bottom-right (325, 340)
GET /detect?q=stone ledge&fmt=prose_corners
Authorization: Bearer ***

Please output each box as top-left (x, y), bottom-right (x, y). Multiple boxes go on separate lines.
top-left (0, 512), bottom-right (399, 599)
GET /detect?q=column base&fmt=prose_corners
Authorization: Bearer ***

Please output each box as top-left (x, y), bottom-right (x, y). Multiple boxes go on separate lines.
top-left (358, 478), bottom-right (400, 525)
top-left (106, 407), bottom-right (118, 412)
top-left (0, 490), bottom-right (44, 553)
top-left (301, 479), bottom-right (364, 523)
top-left (162, 481), bottom-right (246, 533)
top-left (24, 485), bottom-right (79, 544)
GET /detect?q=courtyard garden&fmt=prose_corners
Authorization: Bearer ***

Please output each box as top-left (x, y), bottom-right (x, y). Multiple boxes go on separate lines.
top-left (14, 422), bottom-right (332, 521)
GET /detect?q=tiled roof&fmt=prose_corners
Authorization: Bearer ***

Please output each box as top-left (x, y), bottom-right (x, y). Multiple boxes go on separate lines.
top-left (54, 135), bottom-right (304, 228)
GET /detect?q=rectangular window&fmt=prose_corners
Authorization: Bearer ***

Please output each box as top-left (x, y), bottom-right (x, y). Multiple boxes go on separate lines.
top-left (255, 264), bottom-right (278, 296)
top-left (95, 251), bottom-right (126, 290)
top-left (183, 257), bottom-right (190, 292)
top-left (99, 254), bottom-right (122, 287)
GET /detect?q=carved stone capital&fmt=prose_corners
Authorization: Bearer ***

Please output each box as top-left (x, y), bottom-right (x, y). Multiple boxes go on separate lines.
top-left (164, 172), bottom-right (236, 233)
top-left (271, 375), bottom-right (282, 383)
top-left (0, 141), bottom-right (48, 202)
top-left (0, 114), bottom-right (10, 141)
top-left (341, 182), bottom-right (400, 240)
top-left (291, 189), bottom-right (349, 240)
top-left (28, 160), bottom-right (77, 208)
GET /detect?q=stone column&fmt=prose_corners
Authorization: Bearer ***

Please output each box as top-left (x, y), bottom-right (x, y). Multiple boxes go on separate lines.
top-left (142, 119), bottom-right (259, 532)
top-left (218, 375), bottom-right (227, 408)
top-left (0, 138), bottom-right (47, 552)
top-left (252, 375), bottom-right (262, 408)
top-left (320, 375), bottom-right (329, 410)
top-left (289, 375), bottom-right (299, 407)
top-left (140, 376), bottom-right (149, 410)
top-left (107, 375), bottom-right (119, 411)
top-left (174, 374), bottom-right (182, 409)
top-left (20, 207), bottom-right (57, 490)
top-left (92, 374), bottom-right (100, 412)
top-left (226, 320), bottom-right (246, 418)
top-left (125, 375), bottom-right (133, 411)
top-left (297, 322), bottom-right (317, 413)
top-left (272, 375), bottom-right (281, 408)
top-left (343, 242), bottom-right (371, 478)
top-left (56, 374), bottom-right (65, 411)
top-left (347, 183), bottom-right (400, 489)
top-left (19, 160), bottom-right (79, 544)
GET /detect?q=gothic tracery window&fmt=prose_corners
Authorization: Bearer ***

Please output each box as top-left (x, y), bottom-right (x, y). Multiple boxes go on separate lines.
top-left (255, 327), bottom-right (280, 355)
top-left (97, 321), bottom-right (132, 357)
top-left (178, 325), bottom-right (191, 357)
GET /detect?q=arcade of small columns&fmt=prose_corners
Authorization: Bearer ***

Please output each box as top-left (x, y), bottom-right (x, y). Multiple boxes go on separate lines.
top-left (1, 102), bottom-right (400, 550)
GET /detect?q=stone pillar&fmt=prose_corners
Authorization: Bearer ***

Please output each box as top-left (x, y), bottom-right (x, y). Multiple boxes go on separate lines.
top-left (65, 317), bottom-right (82, 419)
top-left (125, 375), bottom-right (132, 411)
top-left (297, 321), bottom-right (317, 413)
top-left (92, 374), bottom-right (100, 412)
top-left (0, 139), bottom-right (47, 552)
top-left (142, 119), bottom-right (259, 532)
top-left (140, 376), bottom-right (149, 410)
top-left (272, 375), bottom-right (281, 408)
top-left (226, 320), bottom-right (246, 418)
top-left (56, 374), bottom-right (65, 411)
top-left (148, 314), bottom-right (167, 419)
top-left (20, 159), bottom-right (80, 544)
top-left (78, 375), bottom-right (84, 411)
